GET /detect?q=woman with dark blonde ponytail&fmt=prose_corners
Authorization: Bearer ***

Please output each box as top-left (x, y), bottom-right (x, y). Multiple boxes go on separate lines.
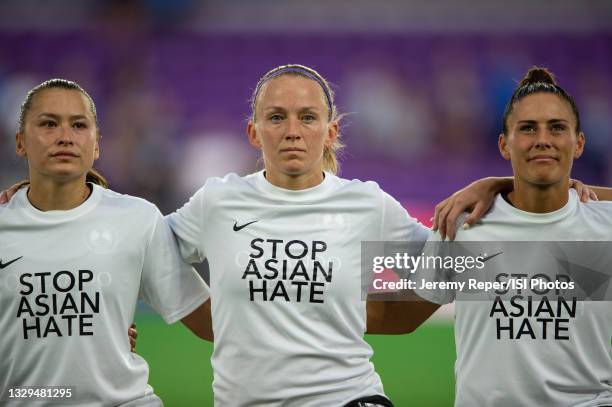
top-left (0, 79), bottom-right (211, 406)
top-left (16, 79), bottom-right (109, 189)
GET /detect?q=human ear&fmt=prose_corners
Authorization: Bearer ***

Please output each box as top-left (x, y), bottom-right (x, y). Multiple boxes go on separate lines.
top-left (498, 134), bottom-right (510, 161)
top-left (326, 121), bottom-right (339, 147)
top-left (246, 120), bottom-right (262, 149)
top-left (15, 133), bottom-right (26, 157)
top-left (94, 134), bottom-right (100, 160)
top-left (574, 132), bottom-right (585, 159)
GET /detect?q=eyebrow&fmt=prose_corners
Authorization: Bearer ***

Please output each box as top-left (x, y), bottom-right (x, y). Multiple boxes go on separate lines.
top-left (517, 119), bottom-right (569, 125)
top-left (263, 106), bottom-right (321, 112)
top-left (37, 113), bottom-right (90, 121)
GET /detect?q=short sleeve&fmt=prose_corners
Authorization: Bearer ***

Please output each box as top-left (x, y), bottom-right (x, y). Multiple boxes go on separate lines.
top-left (140, 208), bottom-right (210, 324)
top-left (166, 185), bottom-right (207, 264)
top-left (412, 231), bottom-right (456, 305)
top-left (381, 191), bottom-right (430, 247)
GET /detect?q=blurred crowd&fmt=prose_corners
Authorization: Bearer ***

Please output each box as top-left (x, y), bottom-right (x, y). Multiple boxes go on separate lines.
top-left (1, 2), bottom-right (611, 215)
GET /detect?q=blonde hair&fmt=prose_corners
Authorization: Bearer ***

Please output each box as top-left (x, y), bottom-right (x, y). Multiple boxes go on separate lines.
top-left (250, 64), bottom-right (344, 174)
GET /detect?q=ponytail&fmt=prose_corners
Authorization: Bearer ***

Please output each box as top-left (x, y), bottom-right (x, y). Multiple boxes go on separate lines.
top-left (86, 168), bottom-right (109, 188)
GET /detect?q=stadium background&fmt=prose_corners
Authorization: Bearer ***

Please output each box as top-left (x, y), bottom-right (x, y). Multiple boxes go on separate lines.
top-left (1, 1), bottom-right (611, 405)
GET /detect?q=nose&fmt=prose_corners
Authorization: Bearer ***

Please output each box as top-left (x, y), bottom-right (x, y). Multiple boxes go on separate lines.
top-left (56, 124), bottom-right (74, 146)
top-left (534, 128), bottom-right (553, 149)
top-left (284, 117), bottom-right (301, 141)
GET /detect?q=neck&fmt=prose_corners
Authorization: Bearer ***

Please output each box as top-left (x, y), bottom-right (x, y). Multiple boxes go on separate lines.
top-left (507, 178), bottom-right (570, 213)
top-left (264, 169), bottom-right (325, 190)
top-left (27, 175), bottom-right (91, 211)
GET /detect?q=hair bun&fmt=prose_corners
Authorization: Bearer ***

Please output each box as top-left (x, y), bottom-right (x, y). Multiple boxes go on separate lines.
top-left (519, 67), bottom-right (557, 87)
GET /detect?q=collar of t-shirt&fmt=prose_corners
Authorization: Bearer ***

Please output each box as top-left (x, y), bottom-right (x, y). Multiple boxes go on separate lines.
top-left (253, 170), bottom-right (336, 203)
top-left (495, 189), bottom-right (578, 223)
top-left (14, 183), bottom-right (103, 223)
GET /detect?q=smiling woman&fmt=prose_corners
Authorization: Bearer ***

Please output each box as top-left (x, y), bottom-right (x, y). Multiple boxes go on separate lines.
top-left (499, 69), bottom-right (585, 213)
top-left (413, 67), bottom-right (612, 407)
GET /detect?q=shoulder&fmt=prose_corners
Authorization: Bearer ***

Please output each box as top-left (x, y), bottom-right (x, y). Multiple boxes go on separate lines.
top-left (581, 199), bottom-right (612, 212)
top-left (206, 172), bottom-right (248, 188)
top-left (97, 186), bottom-right (161, 218)
top-left (0, 199), bottom-right (10, 220)
top-left (332, 174), bottom-right (381, 190)
top-left (0, 187), bottom-right (28, 214)
top-left (192, 172), bottom-right (254, 197)
top-left (330, 174), bottom-right (385, 198)
top-left (451, 195), bottom-right (506, 240)
top-left (0, 198), bottom-right (9, 211)
top-left (579, 199), bottom-right (612, 224)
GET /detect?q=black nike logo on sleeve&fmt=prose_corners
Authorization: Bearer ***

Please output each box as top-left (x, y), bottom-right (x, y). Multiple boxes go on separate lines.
top-left (233, 220), bottom-right (258, 232)
top-left (0, 256), bottom-right (23, 270)
top-left (481, 252), bottom-right (503, 262)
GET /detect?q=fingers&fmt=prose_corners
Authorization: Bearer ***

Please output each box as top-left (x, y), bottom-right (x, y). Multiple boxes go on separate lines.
top-left (569, 179), bottom-right (590, 203)
top-left (444, 205), bottom-right (466, 241)
top-left (577, 184), bottom-right (598, 202)
top-left (462, 201), bottom-right (487, 230)
top-left (2, 181), bottom-right (29, 204)
top-left (580, 186), bottom-right (598, 202)
top-left (437, 201), bottom-right (454, 241)
top-left (128, 323), bottom-right (138, 352)
top-left (432, 199), bottom-right (449, 232)
top-left (579, 185), bottom-right (589, 203)
top-left (581, 189), bottom-right (589, 203)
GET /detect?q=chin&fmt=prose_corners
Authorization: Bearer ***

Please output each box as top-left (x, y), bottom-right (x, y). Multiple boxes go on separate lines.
top-left (283, 169), bottom-right (307, 177)
top-left (42, 169), bottom-right (88, 183)
top-left (526, 165), bottom-right (560, 180)
top-left (528, 176), bottom-right (566, 187)
top-left (280, 163), bottom-right (308, 175)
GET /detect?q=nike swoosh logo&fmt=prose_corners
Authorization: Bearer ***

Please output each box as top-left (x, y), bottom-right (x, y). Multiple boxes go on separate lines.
top-left (481, 251), bottom-right (503, 263)
top-left (233, 220), bottom-right (258, 232)
top-left (0, 256), bottom-right (23, 270)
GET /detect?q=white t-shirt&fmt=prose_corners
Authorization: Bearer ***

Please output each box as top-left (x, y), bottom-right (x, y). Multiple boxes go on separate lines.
top-left (416, 190), bottom-right (612, 407)
top-left (0, 185), bottom-right (210, 406)
top-left (167, 171), bottom-right (429, 407)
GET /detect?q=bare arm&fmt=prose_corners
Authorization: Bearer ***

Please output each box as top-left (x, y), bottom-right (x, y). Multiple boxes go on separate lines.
top-left (0, 180), bottom-right (30, 204)
top-left (432, 177), bottom-right (512, 241)
top-left (181, 298), bottom-right (213, 342)
top-left (588, 185), bottom-right (612, 201)
top-left (432, 177), bottom-right (607, 241)
top-left (366, 292), bottom-right (440, 335)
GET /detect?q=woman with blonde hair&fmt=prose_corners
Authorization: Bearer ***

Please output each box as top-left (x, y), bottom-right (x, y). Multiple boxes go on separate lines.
top-left (167, 64), bottom-right (602, 406)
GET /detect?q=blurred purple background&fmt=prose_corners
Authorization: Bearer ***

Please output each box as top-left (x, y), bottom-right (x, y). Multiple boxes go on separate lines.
top-left (1, 1), bottom-right (611, 222)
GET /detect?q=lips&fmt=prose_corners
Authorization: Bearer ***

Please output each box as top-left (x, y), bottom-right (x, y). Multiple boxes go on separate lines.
top-left (280, 147), bottom-right (306, 153)
top-left (50, 151), bottom-right (79, 158)
top-left (528, 155), bottom-right (558, 162)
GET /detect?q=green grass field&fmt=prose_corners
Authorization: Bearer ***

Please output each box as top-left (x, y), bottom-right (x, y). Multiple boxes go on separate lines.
top-left (135, 313), bottom-right (456, 406)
